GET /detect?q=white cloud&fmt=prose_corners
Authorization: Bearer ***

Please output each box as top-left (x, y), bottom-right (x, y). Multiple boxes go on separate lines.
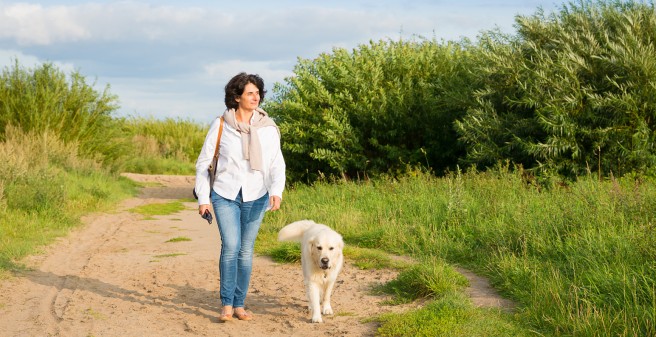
top-left (0, 2), bottom-right (452, 48)
top-left (0, 2), bottom-right (232, 45)
top-left (203, 60), bottom-right (293, 88)
top-left (104, 76), bottom-right (221, 122)
top-left (0, 3), bottom-right (89, 45)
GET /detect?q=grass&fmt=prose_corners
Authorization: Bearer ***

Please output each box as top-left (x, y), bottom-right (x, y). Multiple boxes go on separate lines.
top-left (119, 116), bottom-right (207, 175)
top-left (376, 293), bottom-right (531, 337)
top-left (83, 308), bottom-right (106, 320)
top-left (129, 201), bottom-right (186, 217)
top-left (165, 237), bottom-right (191, 243)
top-left (1, 98), bottom-right (653, 335)
top-left (257, 168), bottom-right (656, 337)
top-left (153, 253), bottom-right (186, 258)
top-left (342, 246), bottom-right (412, 270)
top-left (372, 258), bottom-right (469, 305)
top-left (0, 127), bottom-right (138, 276)
top-left (265, 242), bottom-right (410, 269)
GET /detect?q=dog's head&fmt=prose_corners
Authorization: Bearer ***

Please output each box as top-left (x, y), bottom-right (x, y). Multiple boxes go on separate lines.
top-left (309, 230), bottom-right (344, 270)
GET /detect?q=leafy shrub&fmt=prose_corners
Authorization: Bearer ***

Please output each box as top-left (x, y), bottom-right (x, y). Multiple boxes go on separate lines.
top-left (456, 1), bottom-right (656, 178)
top-left (266, 38), bottom-right (476, 183)
top-left (0, 60), bottom-right (127, 169)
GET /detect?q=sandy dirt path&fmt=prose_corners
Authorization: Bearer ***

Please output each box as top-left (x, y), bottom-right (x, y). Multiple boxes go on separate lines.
top-left (0, 174), bottom-right (512, 337)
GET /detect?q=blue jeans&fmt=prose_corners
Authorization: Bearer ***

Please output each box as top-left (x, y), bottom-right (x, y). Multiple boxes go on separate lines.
top-left (211, 189), bottom-right (268, 308)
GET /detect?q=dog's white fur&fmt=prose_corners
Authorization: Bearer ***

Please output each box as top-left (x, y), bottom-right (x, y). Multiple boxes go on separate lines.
top-left (278, 219), bottom-right (344, 323)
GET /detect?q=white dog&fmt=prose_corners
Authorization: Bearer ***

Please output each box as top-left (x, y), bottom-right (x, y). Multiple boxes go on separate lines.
top-left (278, 220), bottom-right (344, 323)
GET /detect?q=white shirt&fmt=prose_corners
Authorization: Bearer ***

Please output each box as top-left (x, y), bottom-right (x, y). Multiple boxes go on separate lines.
top-left (194, 114), bottom-right (286, 206)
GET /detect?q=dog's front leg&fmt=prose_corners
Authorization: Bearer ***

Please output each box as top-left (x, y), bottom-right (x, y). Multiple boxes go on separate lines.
top-left (307, 283), bottom-right (323, 323)
top-left (321, 279), bottom-right (335, 315)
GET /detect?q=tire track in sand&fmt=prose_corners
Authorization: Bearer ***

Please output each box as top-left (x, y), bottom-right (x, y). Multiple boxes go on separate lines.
top-left (0, 174), bottom-right (414, 337)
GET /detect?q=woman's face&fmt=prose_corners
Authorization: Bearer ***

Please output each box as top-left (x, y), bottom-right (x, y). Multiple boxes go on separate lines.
top-left (236, 82), bottom-right (260, 111)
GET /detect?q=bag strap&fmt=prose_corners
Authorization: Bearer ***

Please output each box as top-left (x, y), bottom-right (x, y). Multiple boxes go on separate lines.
top-left (193, 117), bottom-right (225, 200)
top-left (212, 117), bottom-right (224, 162)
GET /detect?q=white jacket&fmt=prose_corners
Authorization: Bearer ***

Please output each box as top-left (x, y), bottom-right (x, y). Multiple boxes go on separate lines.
top-left (195, 115), bottom-right (285, 207)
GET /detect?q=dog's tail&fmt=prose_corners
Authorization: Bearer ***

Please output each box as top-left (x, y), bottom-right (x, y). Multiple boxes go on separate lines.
top-left (278, 219), bottom-right (316, 242)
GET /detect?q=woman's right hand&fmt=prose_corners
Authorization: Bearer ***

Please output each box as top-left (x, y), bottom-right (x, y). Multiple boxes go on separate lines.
top-left (199, 204), bottom-right (211, 215)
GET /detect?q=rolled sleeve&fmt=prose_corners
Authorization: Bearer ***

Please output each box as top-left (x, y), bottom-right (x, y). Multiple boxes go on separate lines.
top-left (268, 146), bottom-right (286, 198)
top-left (259, 126), bottom-right (286, 199)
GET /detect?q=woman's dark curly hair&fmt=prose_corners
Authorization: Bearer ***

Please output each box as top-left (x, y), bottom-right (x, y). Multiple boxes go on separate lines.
top-left (224, 72), bottom-right (266, 110)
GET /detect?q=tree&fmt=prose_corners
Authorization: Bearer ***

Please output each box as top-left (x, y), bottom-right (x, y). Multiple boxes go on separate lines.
top-left (457, 1), bottom-right (656, 178)
top-left (0, 60), bottom-right (124, 165)
top-left (266, 38), bottom-right (476, 183)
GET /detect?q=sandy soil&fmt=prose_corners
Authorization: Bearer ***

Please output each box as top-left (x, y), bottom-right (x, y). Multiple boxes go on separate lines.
top-left (0, 174), bottom-right (513, 337)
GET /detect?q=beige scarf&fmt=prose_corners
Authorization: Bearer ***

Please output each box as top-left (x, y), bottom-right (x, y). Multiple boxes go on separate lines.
top-left (223, 107), bottom-right (279, 171)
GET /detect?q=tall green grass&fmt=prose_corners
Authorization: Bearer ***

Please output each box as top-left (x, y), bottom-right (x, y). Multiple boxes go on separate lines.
top-left (0, 60), bottom-right (209, 176)
top-left (0, 126), bottom-right (138, 276)
top-left (0, 61), bottom-right (127, 169)
top-left (260, 167), bottom-right (656, 336)
top-left (0, 59), bottom-right (205, 275)
top-left (119, 116), bottom-right (208, 175)
top-left (2, 114), bottom-right (652, 335)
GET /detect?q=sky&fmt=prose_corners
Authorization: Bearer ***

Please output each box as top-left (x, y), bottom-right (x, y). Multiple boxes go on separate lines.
top-left (0, 0), bottom-right (567, 124)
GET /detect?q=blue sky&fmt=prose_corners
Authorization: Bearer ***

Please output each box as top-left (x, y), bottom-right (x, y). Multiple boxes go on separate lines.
top-left (0, 0), bottom-right (566, 124)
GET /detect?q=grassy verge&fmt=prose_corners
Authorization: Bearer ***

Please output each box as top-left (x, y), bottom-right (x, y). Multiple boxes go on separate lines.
top-left (0, 127), bottom-right (138, 277)
top-left (258, 167), bottom-right (656, 337)
top-left (119, 116), bottom-right (207, 175)
top-left (2, 123), bottom-right (653, 335)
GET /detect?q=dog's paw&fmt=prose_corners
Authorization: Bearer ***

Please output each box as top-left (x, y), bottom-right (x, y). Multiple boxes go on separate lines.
top-left (322, 304), bottom-right (333, 315)
top-left (311, 315), bottom-right (323, 323)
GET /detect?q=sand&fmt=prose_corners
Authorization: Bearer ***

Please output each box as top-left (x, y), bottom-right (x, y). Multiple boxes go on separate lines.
top-left (0, 174), bottom-right (512, 337)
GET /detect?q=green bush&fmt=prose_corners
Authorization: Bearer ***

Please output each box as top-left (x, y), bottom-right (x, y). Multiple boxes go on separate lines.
top-left (267, 1), bottom-right (656, 184)
top-left (266, 38), bottom-right (476, 183)
top-left (457, 0), bottom-right (656, 178)
top-left (0, 60), bottom-right (127, 169)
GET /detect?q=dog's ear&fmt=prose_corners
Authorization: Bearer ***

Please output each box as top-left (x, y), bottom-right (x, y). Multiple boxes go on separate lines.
top-left (306, 236), bottom-right (317, 250)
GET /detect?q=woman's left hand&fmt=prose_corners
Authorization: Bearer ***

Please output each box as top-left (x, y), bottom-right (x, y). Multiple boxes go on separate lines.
top-left (269, 195), bottom-right (281, 211)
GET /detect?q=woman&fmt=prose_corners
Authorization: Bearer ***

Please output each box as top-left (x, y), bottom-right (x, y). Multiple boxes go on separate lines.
top-left (195, 72), bottom-right (285, 321)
